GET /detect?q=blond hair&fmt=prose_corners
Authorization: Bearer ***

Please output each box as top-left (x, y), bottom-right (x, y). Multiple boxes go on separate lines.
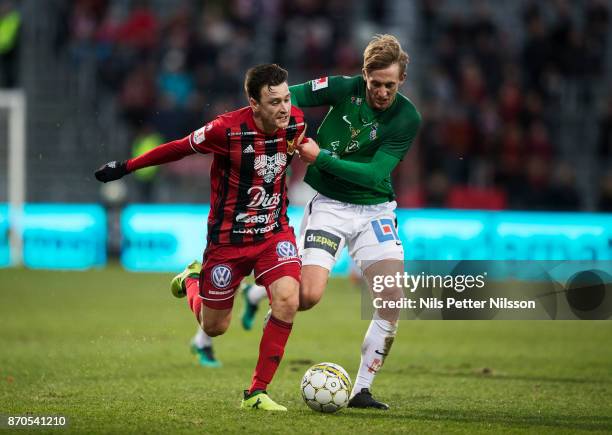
top-left (363, 34), bottom-right (409, 76)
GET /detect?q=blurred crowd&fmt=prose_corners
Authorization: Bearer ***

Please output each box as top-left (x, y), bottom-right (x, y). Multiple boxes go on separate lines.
top-left (54, 0), bottom-right (363, 202)
top-left (415, 0), bottom-right (612, 211)
top-left (3, 0), bottom-right (612, 211)
top-left (0, 0), bottom-right (21, 88)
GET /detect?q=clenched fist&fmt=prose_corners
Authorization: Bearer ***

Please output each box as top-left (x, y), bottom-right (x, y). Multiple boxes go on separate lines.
top-left (295, 138), bottom-right (320, 164)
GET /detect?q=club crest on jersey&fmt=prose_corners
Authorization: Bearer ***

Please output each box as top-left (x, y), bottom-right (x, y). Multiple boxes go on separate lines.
top-left (211, 265), bottom-right (232, 289)
top-left (370, 123), bottom-right (378, 141)
top-left (254, 152), bottom-right (287, 183)
top-left (276, 241), bottom-right (297, 258)
top-left (312, 77), bottom-right (328, 91)
top-left (286, 138), bottom-right (296, 155)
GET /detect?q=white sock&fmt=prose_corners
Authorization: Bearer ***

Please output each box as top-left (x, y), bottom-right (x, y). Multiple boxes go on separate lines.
top-left (192, 328), bottom-right (212, 349)
top-left (350, 312), bottom-right (397, 398)
top-left (247, 284), bottom-right (267, 305)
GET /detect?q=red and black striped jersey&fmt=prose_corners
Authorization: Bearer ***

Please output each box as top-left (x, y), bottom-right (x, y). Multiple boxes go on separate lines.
top-left (188, 106), bottom-right (306, 245)
top-left (125, 106), bottom-right (306, 245)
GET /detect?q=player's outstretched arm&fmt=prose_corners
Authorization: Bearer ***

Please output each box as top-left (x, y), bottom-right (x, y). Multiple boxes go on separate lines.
top-left (93, 136), bottom-right (196, 183)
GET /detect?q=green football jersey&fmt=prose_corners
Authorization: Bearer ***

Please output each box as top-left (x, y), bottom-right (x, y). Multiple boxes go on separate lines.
top-left (290, 75), bottom-right (421, 204)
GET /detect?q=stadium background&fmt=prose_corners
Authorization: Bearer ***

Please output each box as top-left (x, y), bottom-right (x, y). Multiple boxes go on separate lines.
top-left (1, 1), bottom-right (612, 433)
top-left (1, 0), bottom-right (611, 270)
top-left (1, 0), bottom-right (612, 209)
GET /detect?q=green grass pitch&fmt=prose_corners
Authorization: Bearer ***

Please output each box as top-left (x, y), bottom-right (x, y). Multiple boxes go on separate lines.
top-left (1, 266), bottom-right (611, 434)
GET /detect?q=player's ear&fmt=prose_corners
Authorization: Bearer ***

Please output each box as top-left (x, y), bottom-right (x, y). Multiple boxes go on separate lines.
top-left (248, 96), bottom-right (259, 112)
top-left (362, 68), bottom-right (368, 81)
top-left (399, 72), bottom-right (406, 86)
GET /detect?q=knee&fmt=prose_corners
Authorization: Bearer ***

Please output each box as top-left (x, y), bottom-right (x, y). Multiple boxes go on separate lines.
top-left (298, 299), bottom-right (314, 311)
top-left (383, 286), bottom-right (404, 302)
top-left (202, 320), bottom-right (230, 337)
top-left (273, 283), bottom-right (299, 314)
top-left (298, 292), bottom-right (319, 311)
top-left (299, 278), bottom-right (324, 311)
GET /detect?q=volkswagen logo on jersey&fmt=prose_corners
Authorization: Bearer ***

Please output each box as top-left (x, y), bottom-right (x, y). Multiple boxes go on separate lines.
top-left (276, 241), bottom-right (297, 258)
top-left (211, 265), bottom-right (232, 289)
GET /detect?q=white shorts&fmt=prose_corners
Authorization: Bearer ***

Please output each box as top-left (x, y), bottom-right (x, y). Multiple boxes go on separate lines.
top-left (298, 194), bottom-right (404, 272)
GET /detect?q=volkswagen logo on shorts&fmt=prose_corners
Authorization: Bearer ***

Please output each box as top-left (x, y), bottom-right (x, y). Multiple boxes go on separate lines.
top-left (211, 265), bottom-right (232, 289)
top-left (276, 241), bottom-right (297, 258)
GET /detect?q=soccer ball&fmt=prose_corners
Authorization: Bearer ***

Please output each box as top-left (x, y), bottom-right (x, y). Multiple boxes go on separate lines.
top-left (300, 362), bottom-right (352, 413)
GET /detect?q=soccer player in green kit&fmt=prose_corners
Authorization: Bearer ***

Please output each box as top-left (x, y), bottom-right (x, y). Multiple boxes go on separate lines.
top-left (243, 34), bottom-right (421, 409)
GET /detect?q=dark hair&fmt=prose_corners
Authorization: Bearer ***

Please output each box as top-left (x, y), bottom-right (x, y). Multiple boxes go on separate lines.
top-left (244, 64), bottom-right (288, 102)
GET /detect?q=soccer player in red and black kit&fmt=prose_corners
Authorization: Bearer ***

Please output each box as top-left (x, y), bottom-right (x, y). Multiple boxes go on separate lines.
top-left (95, 64), bottom-right (306, 411)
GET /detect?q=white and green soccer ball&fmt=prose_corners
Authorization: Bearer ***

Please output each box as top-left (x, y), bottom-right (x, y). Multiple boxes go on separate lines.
top-left (300, 362), bottom-right (352, 413)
